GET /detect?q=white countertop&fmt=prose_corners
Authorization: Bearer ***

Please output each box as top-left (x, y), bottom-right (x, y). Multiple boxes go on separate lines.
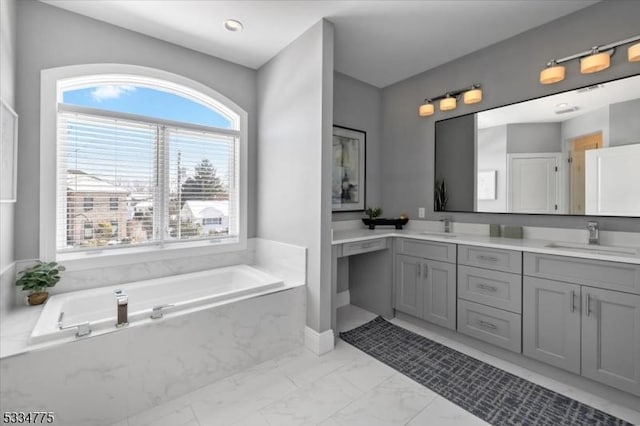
top-left (332, 228), bottom-right (640, 264)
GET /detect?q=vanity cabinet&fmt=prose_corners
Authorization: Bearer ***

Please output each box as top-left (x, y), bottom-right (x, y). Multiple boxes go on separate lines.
top-left (522, 277), bottom-right (581, 374)
top-left (457, 245), bottom-right (523, 353)
top-left (394, 239), bottom-right (456, 330)
top-left (523, 253), bottom-right (640, 396)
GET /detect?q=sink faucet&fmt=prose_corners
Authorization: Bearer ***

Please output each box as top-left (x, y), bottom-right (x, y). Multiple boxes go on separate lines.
top-left (587, 221), bottom-right (599, 245)
top-left (441, 217), bottom-right (452, 233)
top-left (115, 289), bottom-right (129, 327)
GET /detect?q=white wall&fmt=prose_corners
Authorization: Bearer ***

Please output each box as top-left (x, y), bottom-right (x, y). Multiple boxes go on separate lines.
top-left (332, 72), bottom-right (382, 221)
top-left (257, 20), bottom-right (334, 332)
top-left (1, 0), bottom-right (17, 313)
top-left (561, 106), bottom-right (610, 148)
top-left (477, 125), bottom-right (507, 212)
top-left (610, 99), bottom-right (640, 147)
top-left (15, 0), bottom-right (258, 261)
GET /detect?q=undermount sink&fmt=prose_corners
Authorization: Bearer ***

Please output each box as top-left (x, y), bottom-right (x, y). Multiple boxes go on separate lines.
top-left (420, 232), bottom-right (458, 238)
top-left (545, 242), bottom-right (638, 256)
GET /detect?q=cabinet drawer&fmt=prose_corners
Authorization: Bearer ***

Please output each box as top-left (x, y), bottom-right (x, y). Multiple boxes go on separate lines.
top-left (457, 300), bottom-right (522, 353)
top-left (458, 245), bottom-right (522, 273)
top-left (397, 238), bottom-right (456, 263)
top-left (342, 238), bottom-right (387, 256)
top-left (523, 252), bottom-right (640, 295)
top-left (458, 265), bottom-right (522, 313)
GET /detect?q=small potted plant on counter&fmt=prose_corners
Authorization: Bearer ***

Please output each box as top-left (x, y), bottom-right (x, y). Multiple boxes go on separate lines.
top-left (16, 261), bottom-right (65, 305)
top-left (363, 207), bottom-right (382, 229)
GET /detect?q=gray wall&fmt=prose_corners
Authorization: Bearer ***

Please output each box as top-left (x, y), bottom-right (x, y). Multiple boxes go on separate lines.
top-left (332, 71), bottom-right (382, 221)
top-left (507, 123), bottom-right (562, 153)
top-left (610, 98), bottom-right (640, 147)
top-left (1, 0), bottom-right (17, 314)
top-left (15, 0), bottom-right (258, 260)
top-left (257, 20), bottom-right (334, 333)
top-left (381, 1), bottom-right (640, 230)
top-left (434, 114), bottom-right (475, 212)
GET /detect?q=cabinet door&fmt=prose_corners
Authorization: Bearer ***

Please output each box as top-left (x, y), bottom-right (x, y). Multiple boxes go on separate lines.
top-left (582, 287), bottom-right (640, 396)
top-left (522, 277), bottom-right (581, 374)
top-left (423, 259), bottom-right (456, 330)
top-left (394, 255), bottom-right (424, 317)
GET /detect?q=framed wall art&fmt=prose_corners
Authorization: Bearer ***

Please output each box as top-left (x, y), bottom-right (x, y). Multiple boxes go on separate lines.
top-left (332, 125), bottom-right (366, 212)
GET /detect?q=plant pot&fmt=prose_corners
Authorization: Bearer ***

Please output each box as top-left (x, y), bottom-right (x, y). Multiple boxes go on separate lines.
top-left (28, 291), bottom-right (49, 306)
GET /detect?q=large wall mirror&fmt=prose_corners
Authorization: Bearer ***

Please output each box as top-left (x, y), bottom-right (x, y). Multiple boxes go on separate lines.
top-left (435, 74), bottom-right (640, 217)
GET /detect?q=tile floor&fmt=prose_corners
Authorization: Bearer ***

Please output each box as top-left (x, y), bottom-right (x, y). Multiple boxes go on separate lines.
top-left (110, 305), bottom-right (640, 426)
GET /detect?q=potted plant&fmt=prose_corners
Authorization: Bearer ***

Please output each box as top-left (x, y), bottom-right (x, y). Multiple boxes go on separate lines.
top-left (16, 261), bottom-right (65, 305)
top-left (363, 207), bottom-right (383, 229)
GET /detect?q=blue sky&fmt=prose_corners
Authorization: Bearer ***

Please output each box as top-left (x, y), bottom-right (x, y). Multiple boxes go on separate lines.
top-left (62, 85), bottom-right (232, 189)
top-left (63, 85), bottom-right (232, 129)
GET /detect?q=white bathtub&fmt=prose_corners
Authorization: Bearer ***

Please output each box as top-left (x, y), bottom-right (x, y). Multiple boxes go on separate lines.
top-left (30, 264), bottom-right (284, 344)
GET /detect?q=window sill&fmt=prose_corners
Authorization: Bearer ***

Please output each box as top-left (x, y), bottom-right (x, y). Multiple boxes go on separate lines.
top-left (57, 237), bottom-right (247, 272)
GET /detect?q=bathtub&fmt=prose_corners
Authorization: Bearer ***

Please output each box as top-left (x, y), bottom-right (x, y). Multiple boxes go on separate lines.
top-left (30, 264), bottom-right (284, 344)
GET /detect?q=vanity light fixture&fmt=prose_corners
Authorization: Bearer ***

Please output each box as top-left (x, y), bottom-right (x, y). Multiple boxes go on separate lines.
top-left (539, 34), bottom-right (640, 85)
top-left (418, 84), bottom-right (482, 117)
top-left (440, 95), bottom-right (457, 111)
top-left (629, 42), bottom-right (640, 62)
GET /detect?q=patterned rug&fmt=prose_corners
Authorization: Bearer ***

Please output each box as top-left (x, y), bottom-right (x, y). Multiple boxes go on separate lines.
top-left (339, 316), bottom-right (632, 426)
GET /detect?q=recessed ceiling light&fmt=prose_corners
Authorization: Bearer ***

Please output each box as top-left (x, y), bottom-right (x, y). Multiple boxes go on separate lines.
top-left (555, 102), bottom-right (569, 109)
top-left (224, 19), bottom-right (243, 32)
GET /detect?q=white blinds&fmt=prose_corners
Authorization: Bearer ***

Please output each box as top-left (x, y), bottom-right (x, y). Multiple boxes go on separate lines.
top-left (57, 107), bottom-right (238, 253)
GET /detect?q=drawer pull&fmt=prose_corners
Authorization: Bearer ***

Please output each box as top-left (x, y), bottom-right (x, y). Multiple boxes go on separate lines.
top-left (423, 264), bottom-right (429, 278)
top-left (477, 283), bottom-right (497, 292)
top-left (570, 290), bottom-right (576, 313)
top-left (417, 264), bottom-right (421, 278)
top-left (477, 255), bottom-right (499, 262)
top-left (586, 293), bottom-right (595, 317)
top-left (477, 320), bottom-right (497, 330)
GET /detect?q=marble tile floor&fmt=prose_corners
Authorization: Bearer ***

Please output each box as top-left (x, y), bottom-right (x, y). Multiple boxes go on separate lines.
top-left (109, 305), bottom-right (640, 426)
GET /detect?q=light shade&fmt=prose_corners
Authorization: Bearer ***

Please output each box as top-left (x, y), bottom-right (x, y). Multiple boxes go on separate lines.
top-left (540, 65), bottom-right (565, 84)
top-left (418, 102), bottom-right (434, 117)
top-left (440, 96), bottom-right (456, 111)
top-left (629, 42), bottom-right (640, 62)
top-left (580, 52), bottom-right (610, 74)
top-left (463, 88), bottom-right (482, 105)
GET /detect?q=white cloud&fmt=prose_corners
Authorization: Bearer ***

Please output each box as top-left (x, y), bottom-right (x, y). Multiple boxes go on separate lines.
top-left (91, 85), bottom-right (136, 102)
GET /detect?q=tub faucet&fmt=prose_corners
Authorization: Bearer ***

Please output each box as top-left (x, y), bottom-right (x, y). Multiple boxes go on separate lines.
top-left (115, 289), bottom-right (129, 327)
top-left (587, 221), bottom-right (599, 245)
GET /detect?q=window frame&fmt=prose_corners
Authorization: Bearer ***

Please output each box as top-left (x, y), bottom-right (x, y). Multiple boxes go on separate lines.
top-left (40, 64), bottom-right (248, 272)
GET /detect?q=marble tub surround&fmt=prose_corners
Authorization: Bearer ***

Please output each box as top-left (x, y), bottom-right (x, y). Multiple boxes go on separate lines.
top-left (0, 262), bottom-right (16, 313)
top-left (0, 238), bottom-right (306, 358)
top-left (332, 220), bottom-right (640, 263)
top-left (0, 284), bottom-right (306, 426)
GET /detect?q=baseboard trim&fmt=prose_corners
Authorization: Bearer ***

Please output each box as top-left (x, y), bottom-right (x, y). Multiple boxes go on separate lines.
top-left (304, 326), bottom-right (335, 355)
top-left (336, 290), bottom-right (350, 308)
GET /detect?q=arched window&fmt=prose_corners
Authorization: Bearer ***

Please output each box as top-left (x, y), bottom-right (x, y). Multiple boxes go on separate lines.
top-left (41, 65), bottom-right (246, 263)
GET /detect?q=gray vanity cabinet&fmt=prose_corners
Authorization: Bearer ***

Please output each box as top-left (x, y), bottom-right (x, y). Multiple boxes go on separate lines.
top-left (394, 239), bottom-right (457, 330)
top-left (394, 255), bottom-right (424, 318)
top-left (523, 252), bottom-right (640, 396)
top-left (581, 287), bottom-right (640, 396)
top-left (523, 277), bottom-right (581, 374)
top-left (423, 260), bottom-right (456, 330)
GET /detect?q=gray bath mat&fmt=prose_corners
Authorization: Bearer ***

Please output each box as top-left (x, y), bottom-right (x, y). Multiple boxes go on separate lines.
top-left (339, 316), bottom-right (632, 426)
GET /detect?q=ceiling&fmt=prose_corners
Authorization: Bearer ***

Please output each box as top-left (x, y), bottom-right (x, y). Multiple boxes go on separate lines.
top-left (477, 75), bottom-right (640, 129)
top-left (41, 0), bottom-right (597, 88)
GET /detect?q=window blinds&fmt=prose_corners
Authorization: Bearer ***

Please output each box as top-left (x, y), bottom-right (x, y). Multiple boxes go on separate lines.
top-left (57, 107), bottom-right (238, 253)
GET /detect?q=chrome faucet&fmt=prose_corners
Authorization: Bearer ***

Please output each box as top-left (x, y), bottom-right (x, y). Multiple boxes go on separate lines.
top-left (115, 289), bottom-right (129, 327)
top-left (587, 221), bottom-right (599, 245)
top-left (441, 217), bottom-right (452, 233)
